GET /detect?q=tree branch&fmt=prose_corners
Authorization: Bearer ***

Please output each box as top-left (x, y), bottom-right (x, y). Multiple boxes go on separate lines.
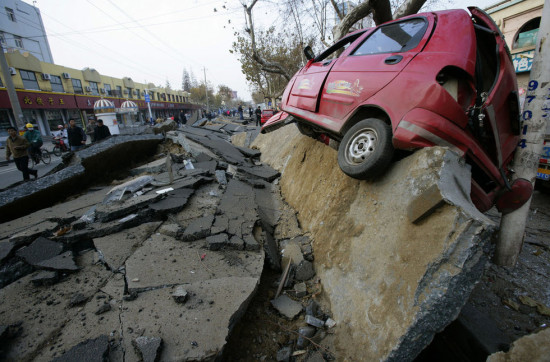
top-left (393, 0), bottom-right (427, 19)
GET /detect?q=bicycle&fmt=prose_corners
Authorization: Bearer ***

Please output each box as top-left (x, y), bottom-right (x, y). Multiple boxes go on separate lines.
top-left (29, 147), bottom-right (51, 168)
top-left (52, 137), bottom-right (69, 157)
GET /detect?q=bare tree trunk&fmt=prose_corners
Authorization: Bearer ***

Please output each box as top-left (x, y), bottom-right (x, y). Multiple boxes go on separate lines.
top-left (393, 0), bottom-right (428, 19)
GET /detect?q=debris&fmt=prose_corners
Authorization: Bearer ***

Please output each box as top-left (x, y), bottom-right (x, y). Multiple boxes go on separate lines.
top-left (68, 293), bottom-right (88, 307)
top-left (295, 260), bottom-right (315, 281)
top-left (325, 318), bottom-right (337, 329)
top-left (36, 251), bottom-right (78, 272)
top-left (215, 170), bottom-right (227, 186)
top-left (297, 326), bottom-right (316, 348)
top-left (271, 295), bottom-right (302, 319)
top-left (172, 286), bottom-right (189, 304)
top-left (132, 336), bottom-right (163, 362)
top-left (78, 206), bottom-right (96, 224)
top-left (16, 237), bottom-right (63, 266)
top-left (294, 282), bottom-right (307, 298)
top-left (305, 315), bottom-right (325, 328)
top-left (51, 335), bottom-right (109, 362)
top-left (276, 346), bottom-right (292, 362)
top-left (184, 160), bottom-right (194, 170)
top-left (30, 270), bottom-right (59, 286)
top-left (181, 215), bottom-right (215, 242)
top-left (156, 187), bottom-right (174, 194)
top-left (95, 302), bottom-right (112, 315)
top-left (104, 175), bottom-right (154, 204)
top-left (206, 233), bottom-right (229, 251)
top-left (119, 214), bottom-right (138, 223)
top-left (275, 257), bottom-right (292, 299)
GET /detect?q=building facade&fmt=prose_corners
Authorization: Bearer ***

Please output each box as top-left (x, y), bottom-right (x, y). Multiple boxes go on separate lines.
top-left (0, 50), bottom-right (198, 136)
top-left (485, 0), bottom-right (544, 92)
top-left (1, 0), bottom-right (54, 63)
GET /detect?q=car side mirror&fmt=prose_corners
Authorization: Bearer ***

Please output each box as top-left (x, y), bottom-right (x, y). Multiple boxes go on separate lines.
top-left (304, 46), bottom-right (315, 61)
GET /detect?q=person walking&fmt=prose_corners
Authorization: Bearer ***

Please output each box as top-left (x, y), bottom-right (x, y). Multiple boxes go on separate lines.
top-left (94, 119), bottom-right (111, 141)
top-left (255, 106), bottom-right (262, 127)
top-left (23, 123), bottom-right (43, 164)
top-left (67, 119), bottom-right (87, 151)
top-left (178, 110), bottom-right (187, 126)
top-left (5, 126), bottom-right (37, 181)
top-left (86, 118), bottom-right (96, 143)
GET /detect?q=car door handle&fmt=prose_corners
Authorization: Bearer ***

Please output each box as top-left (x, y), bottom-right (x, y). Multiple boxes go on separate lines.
top-left (384, 55), bottom-right (403, 65)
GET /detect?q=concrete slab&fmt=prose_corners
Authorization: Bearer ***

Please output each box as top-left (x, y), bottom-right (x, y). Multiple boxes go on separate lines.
top-left (254, 125), bottom-right (496, 360)
top-left (16, 237), bottom-right (63, 265)
top-left (51, 335), bottom-right (110, 362)
top-left (193, 160), bottom-right (218, 174)
top-left (183, 133), bottom-right (247, 166)
top-left (181, 214), bottom-right (215, 242)
top-left (93, 222), bottom-right (162, 271)
top-left (0, 240), bottom-right (15, 263)
top-left (125, 233), bottom-right (264, 292)
top-left (130, 158), bottom-right (167, 176)
top-left (121, 277), bottom-right (260, 361)
top-left (239, 164), bottom-right (280, 182)
top-left (8, 220), bottom-right (60, 247)
top-left (0, 251), bottom-right (112, 361)
top-left (36, 251), bottom-right (79, 272)
top-left (148, 188), bottom-right (195, 215)
top-left (95, 193), bottom-right (161, 222)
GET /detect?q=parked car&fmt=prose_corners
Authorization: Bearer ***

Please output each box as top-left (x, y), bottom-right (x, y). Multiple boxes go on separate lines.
top-left (261, 7), bottom-right (532, 213)
top-left (261, 109), bottom-right (277, 125)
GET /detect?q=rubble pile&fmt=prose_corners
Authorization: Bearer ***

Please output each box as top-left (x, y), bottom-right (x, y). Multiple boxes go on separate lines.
top-left (0, 119), bottom-right (333, 361)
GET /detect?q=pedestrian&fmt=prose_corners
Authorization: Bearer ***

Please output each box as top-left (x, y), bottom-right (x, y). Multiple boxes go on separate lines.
top-left (255, 106), bottom-right (262, 127)
top-left (5, 126), bottom-right (37, 181)
top-left (67, 119), bottom-right (87, 151)
top-left (179, 110), bottom-right (187, 126)
top-left (248, 106), bottom-right (253, 119)
top-left (23, 123), bottom-right (43, 164)
top-left (238, 104), bottom-right (244, 120)
top-left (86, 118), bottom-right (96, 143)
top-left (94, 119), bottom-right (111, 141)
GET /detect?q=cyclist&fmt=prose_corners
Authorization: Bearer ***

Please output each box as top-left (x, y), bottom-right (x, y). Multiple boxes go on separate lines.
top-left (24, 123), bottom-right (43, 164)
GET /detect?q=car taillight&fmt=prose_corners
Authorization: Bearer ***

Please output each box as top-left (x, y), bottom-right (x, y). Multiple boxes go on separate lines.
top-left (436, 70), bottom-right (475, 112)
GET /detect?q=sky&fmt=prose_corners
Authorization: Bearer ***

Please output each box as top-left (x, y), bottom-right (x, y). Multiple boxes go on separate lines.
top-left (30, 0), bottom-right (500, 102)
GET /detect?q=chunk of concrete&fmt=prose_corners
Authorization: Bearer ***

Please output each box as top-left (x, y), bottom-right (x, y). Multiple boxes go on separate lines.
top-left (148, 188), bottom-right (195, 215)
top-left (487, 328), bottom-right (550, 362)
top-left (36, 251), bottom-right (78, 272)
top-left (133, 336), bottom-right (163, 362)
top-left (295, 260), bottom-right (315, 281)
top-left (159, 223), bottom-right (183, 238)
top-left (181, 214), bottom-right (215, 242)
top-left (8, 221), bottom-right (60, 247)
top-left (282, 240), bottom-right (304, 265)
top-left (0, 240), bottom-right (16, 263)
top-left (238, 165), bottom-right (280, 182)
top-left (206, 233), bottom-right (229, 251)
top-left (16, 237), bottom-right (63, 266)
top-left (194, 161), bottom-right (217, 174)
top-left (172, 286), bottom-right (189, 303)
top-left (254, 126), bottom-right (496, 361)
top-left (30, 270), bottom-right (59, 286)
top-left (271, 295), bottom-right (303, 319)
top-left (51, 335), bottom-right (109, 362)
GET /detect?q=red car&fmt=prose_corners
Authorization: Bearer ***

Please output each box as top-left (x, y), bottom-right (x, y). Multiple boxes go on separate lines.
top-left (261, 109), bottom-right (276, 125)
top-left (262, 7), bottom-right (532, 213)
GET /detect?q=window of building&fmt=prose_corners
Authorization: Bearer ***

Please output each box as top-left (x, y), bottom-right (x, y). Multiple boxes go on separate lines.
top-left (72, 79), bottom-right (83, 94)
top-left (14, 36), bottom-right (23, 48)
top-left (116, 85), bottom-right (122, 97)
top-left (5, 7), bottom-right (16, 22)
top-left (104, 84), bottom-right (111, 95)
top-left (0, 32), bottom-right (5, 46)
top-left (136, 89), bottom-right (140, 98)
top-left (89, 81), bottom-right (99, 95)
top-left (127, 88), bottom-right (133, 98)
top-left (513, 18), bottom-right (540, 49)
top-left (20, 70), bottom-right (40, 90)
top-left (50, 75), bottom-right (64, 93)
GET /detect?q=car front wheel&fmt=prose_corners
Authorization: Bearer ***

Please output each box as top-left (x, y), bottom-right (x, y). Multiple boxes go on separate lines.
top-left (337, 118), bottom-right (394, 179)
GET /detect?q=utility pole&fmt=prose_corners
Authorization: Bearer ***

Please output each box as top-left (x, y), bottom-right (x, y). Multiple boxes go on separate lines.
top-left (203, 67), bottom-right (209, 112)
top-left (496, 0), bottom-right (550, 266)
top-left (0, 43), bottom-right (25, 129)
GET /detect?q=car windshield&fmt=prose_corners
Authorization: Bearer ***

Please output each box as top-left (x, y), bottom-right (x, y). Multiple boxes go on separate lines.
top-left (352, 18), bottom-right (428, 55)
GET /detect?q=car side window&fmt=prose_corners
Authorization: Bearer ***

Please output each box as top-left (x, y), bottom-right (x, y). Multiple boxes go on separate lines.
top-left (314, 30), bottom-right (367, 63)
top-left (352, 18), bottom-right (428, 56)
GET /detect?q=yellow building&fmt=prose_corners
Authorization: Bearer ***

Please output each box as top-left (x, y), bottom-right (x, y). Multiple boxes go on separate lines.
top-left (0, 50), bottom-right (197, 135)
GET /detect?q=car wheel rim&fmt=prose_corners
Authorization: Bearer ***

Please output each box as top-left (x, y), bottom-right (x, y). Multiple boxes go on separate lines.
top-left (345, 128), bottom-right (377, 165)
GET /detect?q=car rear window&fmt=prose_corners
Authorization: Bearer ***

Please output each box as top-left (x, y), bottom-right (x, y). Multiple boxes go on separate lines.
top-left (352, 18), bottom-right (428, 55)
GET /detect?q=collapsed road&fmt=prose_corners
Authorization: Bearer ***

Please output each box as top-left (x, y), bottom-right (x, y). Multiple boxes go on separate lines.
top-left (0, 116), bottom-right (548, 361)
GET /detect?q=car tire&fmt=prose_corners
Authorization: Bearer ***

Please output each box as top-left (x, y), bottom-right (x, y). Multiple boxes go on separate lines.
top-left (337, 118), bottom-right (394, 179)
